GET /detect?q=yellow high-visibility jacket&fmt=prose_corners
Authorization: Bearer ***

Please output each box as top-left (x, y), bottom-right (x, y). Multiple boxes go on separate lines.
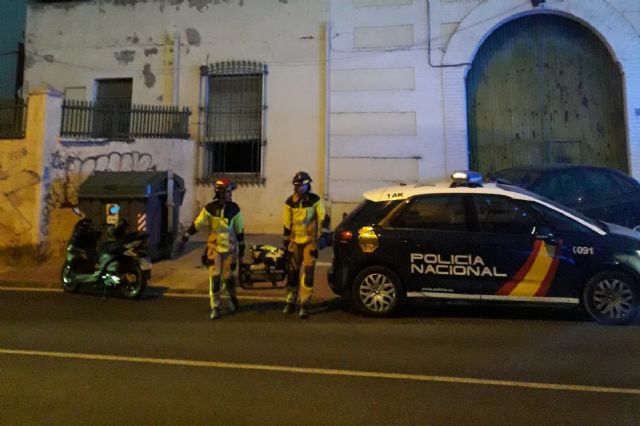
top-left (283, 192), bottom-right (326, 245)
top-left (187, 200), bottom-right (244, 253)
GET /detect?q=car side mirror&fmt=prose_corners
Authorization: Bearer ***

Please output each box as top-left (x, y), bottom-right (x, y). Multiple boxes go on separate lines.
top-left (534, 225), bottom-right (557, 245)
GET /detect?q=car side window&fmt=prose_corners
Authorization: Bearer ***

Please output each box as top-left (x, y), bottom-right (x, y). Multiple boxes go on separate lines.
top-left (472, 195), bottom-right (538, 235)
top-left (534, 173), bottom-right (578, 205)
top-left (389, 195), bottom-right (466, 231)
top-left (529, 203), bottom-right (592, 233)
top-left (575, 170), bottom-right (622, 200)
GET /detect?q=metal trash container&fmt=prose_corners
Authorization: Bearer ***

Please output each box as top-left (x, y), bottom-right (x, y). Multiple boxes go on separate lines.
top-left (77, 171), bottom-right (185, 261)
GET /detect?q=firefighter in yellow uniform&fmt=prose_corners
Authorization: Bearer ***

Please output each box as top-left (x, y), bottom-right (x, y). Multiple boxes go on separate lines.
top-left (283, 171), bottom-right (327, 319)
top-left (182, 178), bottom-right (245, 320)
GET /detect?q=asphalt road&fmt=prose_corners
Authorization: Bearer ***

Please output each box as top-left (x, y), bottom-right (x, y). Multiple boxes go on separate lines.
top-left (2, 290), bottom-right (640, 425)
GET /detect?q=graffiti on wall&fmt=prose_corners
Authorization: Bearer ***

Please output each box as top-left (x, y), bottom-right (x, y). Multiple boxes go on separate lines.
top-left (46, 150), bottom-right (157, 209)
top-left (0, 170), bottom-right (41, 240)
top-left (1, 148), bottom-right (159, 253)
top-left (0, 147), bottom-right (41, 244)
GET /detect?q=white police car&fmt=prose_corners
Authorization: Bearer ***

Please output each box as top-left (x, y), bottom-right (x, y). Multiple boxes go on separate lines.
top-left (328, 171), bottom-right (640, 325)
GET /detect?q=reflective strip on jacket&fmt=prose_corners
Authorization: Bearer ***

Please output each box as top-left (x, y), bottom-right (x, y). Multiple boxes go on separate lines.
top-left (283, 192), bottom-right (326, 245)
top-left (191, 200), bottom-right (244, 253)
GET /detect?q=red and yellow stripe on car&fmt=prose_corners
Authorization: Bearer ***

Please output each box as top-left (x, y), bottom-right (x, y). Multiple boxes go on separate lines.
top-left (497, 240), bottom-right (561, 297)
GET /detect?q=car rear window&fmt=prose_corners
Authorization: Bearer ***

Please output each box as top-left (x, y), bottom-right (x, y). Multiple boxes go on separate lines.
top-left (609, 171), bottom-right (640, 193)
top-left (492, 169), bottom-right (542, 187)
top-left (339, 199), bottom-right (400, 227)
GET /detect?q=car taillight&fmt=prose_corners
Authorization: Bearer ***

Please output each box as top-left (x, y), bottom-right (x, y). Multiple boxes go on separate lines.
top-left (337, 230), bottom-right (353, 242)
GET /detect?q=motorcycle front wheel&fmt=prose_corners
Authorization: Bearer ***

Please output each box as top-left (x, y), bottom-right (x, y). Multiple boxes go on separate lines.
top-left (118, 262), bottom-right (146, 299)
top-left (61, 260), bottom-right (79, 293)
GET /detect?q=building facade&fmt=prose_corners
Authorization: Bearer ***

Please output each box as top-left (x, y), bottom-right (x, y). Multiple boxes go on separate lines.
top-left (24, 0), bottom-right (328, 235)
top-left (0, 0), bottom-right (27, 99)
top-left (328, 0), bottom-right (640, 218)
top-left (15, 0), bottom-right (640, 245)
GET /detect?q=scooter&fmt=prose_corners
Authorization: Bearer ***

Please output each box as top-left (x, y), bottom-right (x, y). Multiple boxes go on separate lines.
top-left (61, 208), bottom-right (151, 299)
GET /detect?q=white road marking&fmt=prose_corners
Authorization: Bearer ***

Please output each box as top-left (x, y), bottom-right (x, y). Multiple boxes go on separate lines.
top-left (0, 286), bottom-right (60, 293)
top-left (1, 348), bottom-right (639, 396)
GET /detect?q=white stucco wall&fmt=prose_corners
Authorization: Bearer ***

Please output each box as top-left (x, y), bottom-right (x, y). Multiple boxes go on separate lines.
top-left (49, 138), bottom-right (197, 226)
top-left (23, 0), bottom-right (640, 230)
top-left (35, 90), bottom-right (197, 255)
top-left (329, 0), bottom-right (442, 220)
top-left (329, 0), bottom-right (640, 220)
top-left (25, 0), bottom-right (328, 233)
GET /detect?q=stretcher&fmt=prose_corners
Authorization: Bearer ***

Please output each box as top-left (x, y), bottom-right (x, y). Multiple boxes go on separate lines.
top-left (238, 244), bottom-right (287, 289)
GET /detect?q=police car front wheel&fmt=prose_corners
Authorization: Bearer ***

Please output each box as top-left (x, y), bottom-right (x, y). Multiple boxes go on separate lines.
top-left (352, 266), bottom-right (402, 317)
top-left (583, 271), bottom-right (639, 325)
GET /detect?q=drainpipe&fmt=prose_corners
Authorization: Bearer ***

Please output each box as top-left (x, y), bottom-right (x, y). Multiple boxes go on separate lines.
top-left (167, 169), bottom-right (174, 235)
top-left (173, 32), bottom-right (180, 106)
top-left (324, 20), bottom-right (331, 209)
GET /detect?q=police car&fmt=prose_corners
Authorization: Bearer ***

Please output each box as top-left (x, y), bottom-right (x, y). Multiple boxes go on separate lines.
top-left (328, 171), bottom-right (640, 325)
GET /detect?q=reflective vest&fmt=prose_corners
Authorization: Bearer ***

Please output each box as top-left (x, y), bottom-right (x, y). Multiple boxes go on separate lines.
top-left (283, 192), bottom-right (326, 245)
top-left (191, 200), bottom-right (244, 253)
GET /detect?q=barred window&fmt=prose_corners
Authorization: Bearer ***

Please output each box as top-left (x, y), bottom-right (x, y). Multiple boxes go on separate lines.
top-left (200, 61), bottom-right (267, 183)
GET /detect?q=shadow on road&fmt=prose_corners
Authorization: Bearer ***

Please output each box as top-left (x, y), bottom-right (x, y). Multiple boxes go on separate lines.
top-left (235, 297), bottom-right (349, 316)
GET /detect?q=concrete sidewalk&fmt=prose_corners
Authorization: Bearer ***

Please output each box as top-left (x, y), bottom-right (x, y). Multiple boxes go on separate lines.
top-left (0, 234), bottom-right (336, 301)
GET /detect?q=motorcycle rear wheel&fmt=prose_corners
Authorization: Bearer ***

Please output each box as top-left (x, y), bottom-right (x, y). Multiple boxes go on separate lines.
top-left (118, 262), bottom-right (146, 299)
top-left (61, 261), bottom-right (79, 293)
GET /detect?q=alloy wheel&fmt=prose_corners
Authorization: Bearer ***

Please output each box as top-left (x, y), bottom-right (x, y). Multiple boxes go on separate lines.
top-left (358, 272), bottom-right (397, 313)
top-left (591, 277), bottom-right (635, 321)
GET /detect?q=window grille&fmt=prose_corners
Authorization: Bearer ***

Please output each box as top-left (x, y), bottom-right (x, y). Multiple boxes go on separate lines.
top-left (200, 61), bottom-right (267, 183)
top-left (0, 98), bottom-right (27, 139)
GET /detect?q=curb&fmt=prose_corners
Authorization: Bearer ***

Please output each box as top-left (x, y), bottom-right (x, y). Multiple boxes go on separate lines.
top-left (0, 280), bottom-right (339, 302)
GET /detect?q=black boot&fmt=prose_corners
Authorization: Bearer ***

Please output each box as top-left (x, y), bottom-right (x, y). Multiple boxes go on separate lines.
top-left (210, 308), bottom-right (221, 320)
top-left (299, 304), bottom-right (309, 319)
top-left (228, 297), bottom-right (238, 314)
top-left (282, 303), bottom-right (295, 315)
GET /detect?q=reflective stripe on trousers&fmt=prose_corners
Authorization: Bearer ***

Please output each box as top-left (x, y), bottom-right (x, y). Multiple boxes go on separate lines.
top-left (208, 251), bottom-right (236, 309)
top-left (286, 241), bottom-right (317, 305)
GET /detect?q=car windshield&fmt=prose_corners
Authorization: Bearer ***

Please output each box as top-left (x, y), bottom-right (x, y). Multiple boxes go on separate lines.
top-left (496, 183), bottom-right (607, 231)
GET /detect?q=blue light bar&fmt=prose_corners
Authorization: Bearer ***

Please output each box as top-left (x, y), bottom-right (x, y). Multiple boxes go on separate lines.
top-left (451, 170), bottom-right (484, 185)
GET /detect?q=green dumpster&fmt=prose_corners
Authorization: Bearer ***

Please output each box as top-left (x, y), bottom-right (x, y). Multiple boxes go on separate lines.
top-left (77, 171), bottom-right (185, 261)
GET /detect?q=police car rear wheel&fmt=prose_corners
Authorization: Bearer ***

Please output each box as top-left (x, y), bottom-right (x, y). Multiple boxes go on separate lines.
top-left (583, 271), bottom-right (639, 325)
top-left (352, 266), bottom-right (401, 317)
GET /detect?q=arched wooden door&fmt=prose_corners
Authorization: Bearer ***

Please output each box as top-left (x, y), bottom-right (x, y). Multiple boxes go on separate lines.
top-left (467, 14), bottom-right (627, 173)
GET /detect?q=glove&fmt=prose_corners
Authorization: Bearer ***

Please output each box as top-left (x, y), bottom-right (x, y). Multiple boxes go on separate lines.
top-left (283, 239), bottom-right (290, 251)
top-left (318, 231), bottom-right (332, 250)
top-left (174, 233), bottom-right (189, 255)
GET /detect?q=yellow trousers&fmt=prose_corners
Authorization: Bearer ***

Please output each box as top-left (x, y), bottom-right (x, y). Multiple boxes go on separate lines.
top-left (285, 241), bottom-right (318, 305)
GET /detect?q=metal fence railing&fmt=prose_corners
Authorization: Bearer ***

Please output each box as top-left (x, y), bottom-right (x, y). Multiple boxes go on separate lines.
top-left (0, 98), bottom-right (27, 139)
top-left (61, 100), bottom-right (191, 140)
